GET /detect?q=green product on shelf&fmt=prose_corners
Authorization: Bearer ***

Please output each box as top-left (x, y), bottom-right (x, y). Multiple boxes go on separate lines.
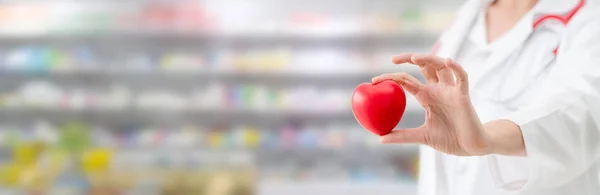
top-left (401, 8), bottom-right (422, 20)
top-left (48, 49), bottom-right (66, 70)
top-left (243, 86), bottom-right (255, 107)
top-left (87, 13), bottom-right (116, 33)
top-left (3, 130), bottom-right (20, 148)
top-left (57, 122), bottom-right (91, 155)
top-left (267, 90), bottom-right (283, 108)
top-left (400, 7), bottom-right (423, 29)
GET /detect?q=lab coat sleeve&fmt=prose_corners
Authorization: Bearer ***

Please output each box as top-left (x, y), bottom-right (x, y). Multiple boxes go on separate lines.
top-left (418, 146), bottom-right (442, 195)
top-left (487, 18), bottom-right (600, 191)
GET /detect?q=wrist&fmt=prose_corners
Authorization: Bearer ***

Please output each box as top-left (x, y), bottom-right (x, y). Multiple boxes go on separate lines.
top-left (483, 119), bottom-right (527, 156)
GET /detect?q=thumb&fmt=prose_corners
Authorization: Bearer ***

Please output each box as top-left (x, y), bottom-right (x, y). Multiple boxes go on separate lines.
top-left (380, 128), bottom-right (426, 144)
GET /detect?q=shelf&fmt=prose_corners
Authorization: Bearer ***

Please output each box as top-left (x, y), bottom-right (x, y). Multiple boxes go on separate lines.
top-left (108, 146), bottom-right (419, 160)
top-left (0, 67), bottom-right (423, 89)
top-left (257, 181), bottom-right (417, 195)
top-left (0, 108), bottom-right (425, 126)
top-left (0, 33), bottom-right (439, 47)
top-left (256, 145), bottom-right (419, 160)
top-left (0, 0), bottom-right (458, 3)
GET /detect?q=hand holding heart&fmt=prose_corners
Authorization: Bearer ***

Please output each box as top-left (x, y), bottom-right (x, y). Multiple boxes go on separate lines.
top-left (369, 53), bottom-right (490, 156)
top-left (352, 80), bottom-right (407, 136)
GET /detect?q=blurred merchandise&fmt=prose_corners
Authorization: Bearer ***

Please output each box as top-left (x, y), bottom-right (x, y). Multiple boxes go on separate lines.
top-left (0, 45), bottom-right (426, 74)
top-left (0, 0), bottom-right (461, 194)
top-left (0, 81), bottom-right (360, 113)
top-left (0, 1), bottom-right (453, 36)
top-left (0, 122), bottom-right (414, 194)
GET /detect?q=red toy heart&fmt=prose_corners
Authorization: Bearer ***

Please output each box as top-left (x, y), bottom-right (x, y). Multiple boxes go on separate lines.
top-left (351, 80), bottom-right (407, 136)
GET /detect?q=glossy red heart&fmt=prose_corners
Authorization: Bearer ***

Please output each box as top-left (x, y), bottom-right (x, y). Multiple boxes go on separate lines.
top-left (351, 80), bottom-right (407, 136)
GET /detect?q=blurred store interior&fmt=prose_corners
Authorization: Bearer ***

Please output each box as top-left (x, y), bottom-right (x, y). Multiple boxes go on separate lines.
top-left (0, 0), bottom-right (461, 194)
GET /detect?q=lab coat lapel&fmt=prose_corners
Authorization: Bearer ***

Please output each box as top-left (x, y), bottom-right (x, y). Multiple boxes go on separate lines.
top-left (468, 0), bottom-right (583, 90)
top-left (436, 0), bottom-right (484, 59)
top-left (468, 22), bottom-right (533, 91)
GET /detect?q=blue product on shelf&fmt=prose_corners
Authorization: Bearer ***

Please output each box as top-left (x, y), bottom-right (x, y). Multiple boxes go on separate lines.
top-left (74, 47), bottom-right (95, 68)
top-left (30, 47), bottom-right (50, 73)
top-left (233, 86), bottom-right (244, 108)
top-left (226, 86), bottom-right (242, 108)
top-left (50, 159), bottom-right (90, 195)
top-left (260, 130), bottom-right (278, 149)
top-left (0, 53), bottom-right (4, 71)
top-left (350, 168), bottom-right (375, 183)
top-left (297, 128), bottom-right (318, 149)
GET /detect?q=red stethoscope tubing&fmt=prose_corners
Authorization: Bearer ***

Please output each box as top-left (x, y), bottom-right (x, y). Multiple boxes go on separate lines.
top-left (533, 0), bottom-right (585, 28)
top-left (532, 0), bottom-right (585, 55)
top-left (432, 0), bottom-right (586, 55)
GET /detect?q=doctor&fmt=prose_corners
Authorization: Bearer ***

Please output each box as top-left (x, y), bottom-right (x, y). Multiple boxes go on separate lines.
top-left (372, 0), bottom-right (600, 194)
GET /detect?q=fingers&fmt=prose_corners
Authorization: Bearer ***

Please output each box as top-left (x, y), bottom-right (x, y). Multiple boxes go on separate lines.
top-left (392, 52), bottom-right (418, 64)
top-left (419, 64), bottom-right (439, 84)
top-left (379, 128), bottom-right (426, 144)
top-left (392, 53), bottom-right (436, 84)
top-left (392, 53), bottom-right (455, 85)
top-left (372, 73), bottom-right (424, 95)
top-left (387, 52), bottom-right (469, 92)
top-left (446, 58), bottom-right (469, 94)
top-left (412, 54), bottom-right (455, 85)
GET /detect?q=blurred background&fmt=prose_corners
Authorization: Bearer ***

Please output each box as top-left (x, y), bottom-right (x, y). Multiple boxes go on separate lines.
top-left (0, 0), bottom-right (462, 194)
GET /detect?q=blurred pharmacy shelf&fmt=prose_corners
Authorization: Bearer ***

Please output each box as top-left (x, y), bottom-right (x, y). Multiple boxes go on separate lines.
top-left (258, 181), bottom-right (417, 195)
top-left (0, 0), bottom-right (462, 194)
top-left (0, 122), bottom-right (421, 155)
top-left (0, 0), bottom-right (458, 41)
top-left (0, 68), bottom-right (423, 90)
top-left (0, 108), bottom-right (425, 127)
top-left (0, 33), bottom-right (439, 47)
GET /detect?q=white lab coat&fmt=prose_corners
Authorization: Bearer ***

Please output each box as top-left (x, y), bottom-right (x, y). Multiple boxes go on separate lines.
top-left (420, 0), bottom-right (600, 194)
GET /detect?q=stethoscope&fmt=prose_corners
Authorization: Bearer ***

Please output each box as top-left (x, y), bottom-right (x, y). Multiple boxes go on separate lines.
top-left (431, 0), bottom-right (586, 56)
top-left (425, 0), bottom-right (587, 109)
top-left (532, 0), bottom-right (585, 55)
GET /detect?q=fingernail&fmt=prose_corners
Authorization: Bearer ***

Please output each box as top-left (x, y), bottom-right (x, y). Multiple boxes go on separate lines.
top-left (379, 137), bottom-right (389, 144)
top-left (447, 58), bottom-right (456, 65)
top-left (410, 55), bottom-right (419, 63)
